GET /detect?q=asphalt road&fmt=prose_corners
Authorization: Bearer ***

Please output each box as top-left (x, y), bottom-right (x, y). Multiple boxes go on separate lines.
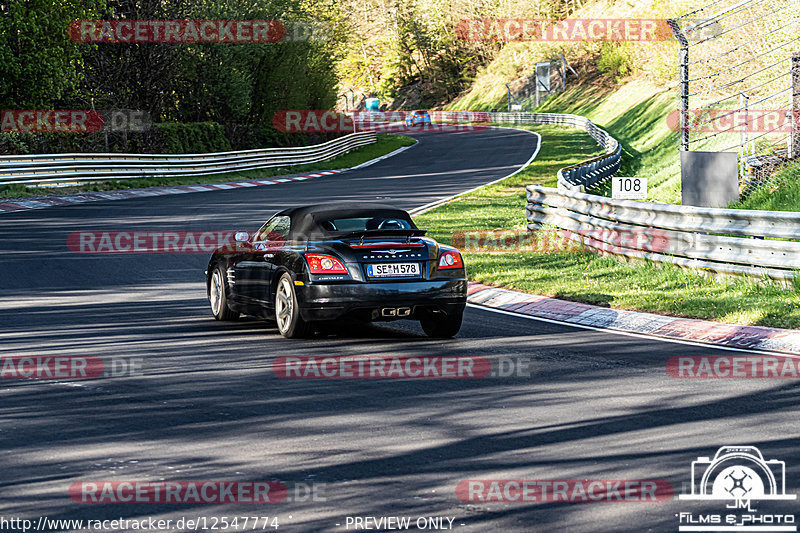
top-left (1, 128), bottom-right (798, 533)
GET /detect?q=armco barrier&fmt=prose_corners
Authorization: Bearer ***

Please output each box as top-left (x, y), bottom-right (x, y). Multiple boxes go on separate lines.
top-left (527, 185), bottom-right (800, 281)
top-left (0, 131), bottom-right (376, 187)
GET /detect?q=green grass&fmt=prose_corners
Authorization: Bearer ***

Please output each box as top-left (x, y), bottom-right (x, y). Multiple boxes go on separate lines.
top-left (451, 80), bottom-right (684, 203)
top-left (0, 134), bottom-right (416, 199)
top-left (733, 164), bottom-right (800, 212)
top-left (449, 79), bottom-right (753, 205)
top-left (534, 80), bottom-right (682, 203)
top-left (500, 123), bottom-right (606, 189)
top-left (414, 124), bottom-right (800, 330)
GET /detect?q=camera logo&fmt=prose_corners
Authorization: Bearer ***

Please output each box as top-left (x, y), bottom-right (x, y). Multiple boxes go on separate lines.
top-left (680, 446), bottom-right (795, 502)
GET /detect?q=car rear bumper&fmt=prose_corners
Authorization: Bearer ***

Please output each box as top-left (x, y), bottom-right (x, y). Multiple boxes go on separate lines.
top-left (296, 279), bottom-right (467, 321)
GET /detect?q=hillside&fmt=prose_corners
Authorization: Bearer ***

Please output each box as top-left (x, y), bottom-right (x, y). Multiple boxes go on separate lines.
top-left (341, 0), bottom-right (798, 209)
top-left (435, 0), bottom-right (747, 206)
top-left (450, 75), bottom-right (684, 203)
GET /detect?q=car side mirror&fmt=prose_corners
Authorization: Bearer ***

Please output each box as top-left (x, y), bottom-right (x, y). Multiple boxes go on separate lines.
top-left (234, 231), bottom-right (250, 242)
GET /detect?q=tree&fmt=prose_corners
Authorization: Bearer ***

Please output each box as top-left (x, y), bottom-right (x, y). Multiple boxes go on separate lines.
top-left (0, 0), bottom-right (105, 108)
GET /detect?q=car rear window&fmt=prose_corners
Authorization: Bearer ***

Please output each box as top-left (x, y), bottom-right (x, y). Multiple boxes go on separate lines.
top-left (322, 217), bottom-right (413, 232)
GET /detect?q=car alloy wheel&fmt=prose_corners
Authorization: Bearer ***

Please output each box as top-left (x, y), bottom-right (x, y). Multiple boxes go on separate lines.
top-left (275, 276), bottom-right (294, 334)
top-left (274, 272), bottom-right (312, 338)
top-left (209, 265), bottom-right (238, 321)
top-left (210, 269), bottom-right (223, 316)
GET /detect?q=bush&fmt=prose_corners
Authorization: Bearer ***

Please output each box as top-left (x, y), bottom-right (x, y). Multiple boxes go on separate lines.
top-left (0, 132), bottom-right (35, 154)
top-left (226, 125), bottom-right (301, 151)
top-left (153, 122), bottom-right (231, 154)
top-left (597, 42), bottom-right (635, 83)
top-left (0, 122), bottom-right (331, 155)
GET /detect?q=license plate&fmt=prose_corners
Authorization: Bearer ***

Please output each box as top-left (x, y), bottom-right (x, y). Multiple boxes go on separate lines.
top-left (367, 262), bottom-right (420, 278)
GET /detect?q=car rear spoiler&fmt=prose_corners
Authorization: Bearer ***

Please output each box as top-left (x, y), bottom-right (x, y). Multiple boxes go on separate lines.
top-left (337, 229), bottom-right (427, 241)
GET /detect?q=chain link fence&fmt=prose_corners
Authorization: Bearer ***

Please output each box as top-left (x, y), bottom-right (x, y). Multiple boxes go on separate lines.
top-left (668, 0), bottom-right (800, 199)
top-left (501, 54), bottom-right (578, 111)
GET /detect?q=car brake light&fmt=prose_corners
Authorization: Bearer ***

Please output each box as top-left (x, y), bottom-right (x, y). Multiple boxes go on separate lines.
top-left (306, 254), bottom-right (348, 274)
top-left (438, 251), bottom-right (463, 269)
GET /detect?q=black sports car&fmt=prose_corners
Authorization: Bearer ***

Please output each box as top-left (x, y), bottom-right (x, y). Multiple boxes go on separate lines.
top-left (206, 203), bottom-right (467, 338)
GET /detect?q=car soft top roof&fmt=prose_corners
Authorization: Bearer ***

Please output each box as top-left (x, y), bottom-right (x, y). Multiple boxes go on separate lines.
top-left (276, 202), bottom-right (418, 239)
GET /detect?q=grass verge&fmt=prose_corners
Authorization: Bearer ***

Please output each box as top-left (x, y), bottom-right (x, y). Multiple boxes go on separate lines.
top-left (733, 164), bottom-right (800, 212)
top-left (0, 134), bottom-right (416, 199)
top-left (414, 124), bottom-right (800, 330)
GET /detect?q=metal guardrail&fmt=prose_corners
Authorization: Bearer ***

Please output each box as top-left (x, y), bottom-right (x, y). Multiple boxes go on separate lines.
top-left (434, 111), bottom-right (621, 191)
top-left (527, 185), bottom-right (800, 281)
top-left (0, 131), bottom-right (377, 186)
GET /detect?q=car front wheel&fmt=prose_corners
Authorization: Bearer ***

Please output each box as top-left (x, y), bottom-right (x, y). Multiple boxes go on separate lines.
top-left (275, 273), bottom-right (312, 338)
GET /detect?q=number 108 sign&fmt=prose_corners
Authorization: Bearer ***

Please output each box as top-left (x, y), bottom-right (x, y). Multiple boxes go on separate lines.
top-left (612, 177), bottom-right (647, 200)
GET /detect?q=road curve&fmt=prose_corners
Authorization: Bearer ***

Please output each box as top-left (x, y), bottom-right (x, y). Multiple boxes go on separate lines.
top-left (1, 127), bottom-right (797, 533)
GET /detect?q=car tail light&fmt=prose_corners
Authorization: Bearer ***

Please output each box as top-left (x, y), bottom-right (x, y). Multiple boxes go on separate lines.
top-left (305, 254), bottom-right (348, 274)
top-left (438, 250), bottom-right (463, 269)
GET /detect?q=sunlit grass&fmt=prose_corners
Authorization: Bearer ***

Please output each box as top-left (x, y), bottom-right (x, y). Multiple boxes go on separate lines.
top-left (734, 164), bottom-right (800, 212)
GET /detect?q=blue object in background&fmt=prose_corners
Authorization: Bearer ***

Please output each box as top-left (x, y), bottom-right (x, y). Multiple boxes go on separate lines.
top-left (404, 110), bottom-right (432, 127)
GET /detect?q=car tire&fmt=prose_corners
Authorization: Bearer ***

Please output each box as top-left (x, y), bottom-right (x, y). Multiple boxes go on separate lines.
top-left (209, 265), bottom-right (239, 321)
top-left (420, 311), bottom-right (463, 339)
top-left (275, 272), bottom-right (312, 339)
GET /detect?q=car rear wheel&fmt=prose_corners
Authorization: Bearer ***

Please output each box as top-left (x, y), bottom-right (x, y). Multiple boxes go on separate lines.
top-left (275, 273), bottom-right (312, 339)
top-left (420, 311), bottom-right (463, 339)
top-left (209, 266), bottom-right (239, 321)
